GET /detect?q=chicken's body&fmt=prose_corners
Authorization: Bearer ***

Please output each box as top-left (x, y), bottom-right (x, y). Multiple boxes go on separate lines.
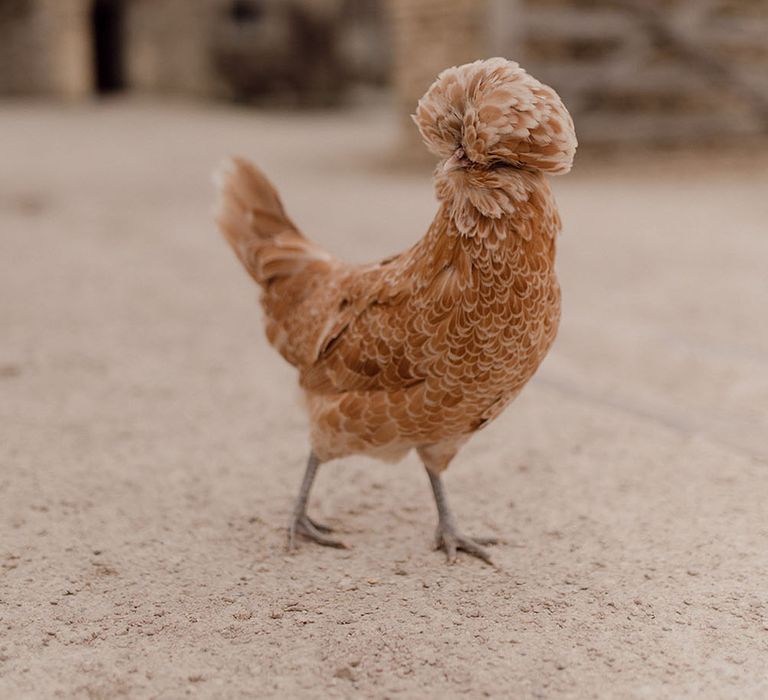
top-left (216, 58), bottom-right (576, 563)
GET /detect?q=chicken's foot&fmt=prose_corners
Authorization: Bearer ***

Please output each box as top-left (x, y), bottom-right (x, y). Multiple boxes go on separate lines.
top-left (426, 469), bottom-right (498, 565)
top-left (287, 451), bottom-right (347, 550)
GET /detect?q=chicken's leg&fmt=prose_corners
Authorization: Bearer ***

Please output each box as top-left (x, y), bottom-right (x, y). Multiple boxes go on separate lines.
top-left (287, 451), bottom-right (347, 550)
top-left (426, 469), bottom-right (498, 565)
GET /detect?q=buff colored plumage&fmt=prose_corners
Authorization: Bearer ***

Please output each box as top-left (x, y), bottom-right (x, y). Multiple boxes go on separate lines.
top-left (215, 58), bottom-right (576, 563)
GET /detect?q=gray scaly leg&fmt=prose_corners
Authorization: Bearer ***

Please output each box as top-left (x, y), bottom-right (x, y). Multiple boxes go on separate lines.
top-left (287, 451), bottom-right (347, 550)
top-left (426, 469), bottom-right (498, 565)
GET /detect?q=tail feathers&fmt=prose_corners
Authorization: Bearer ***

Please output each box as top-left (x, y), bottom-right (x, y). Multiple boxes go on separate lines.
top-left (214, 157), bottom-right (331, 287)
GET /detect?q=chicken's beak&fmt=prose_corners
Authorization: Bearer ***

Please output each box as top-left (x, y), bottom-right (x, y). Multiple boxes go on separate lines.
top-left (441, 148), bottom-right (468, 174)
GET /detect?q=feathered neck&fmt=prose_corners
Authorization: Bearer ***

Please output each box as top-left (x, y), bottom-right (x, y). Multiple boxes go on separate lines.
top-left (433, 166), bottom-right (555, 243)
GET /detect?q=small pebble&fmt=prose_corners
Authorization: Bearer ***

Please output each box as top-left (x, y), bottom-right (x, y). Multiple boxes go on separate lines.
top-left (333, 666), bottom-right (355, 682)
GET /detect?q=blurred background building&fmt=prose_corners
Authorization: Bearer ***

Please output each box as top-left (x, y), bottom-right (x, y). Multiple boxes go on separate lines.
top-left (1, 0), bottom-right (767, 145)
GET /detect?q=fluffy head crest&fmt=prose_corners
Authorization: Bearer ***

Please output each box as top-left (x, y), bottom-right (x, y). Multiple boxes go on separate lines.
top-left (413, 58), bottom-right (577, 175)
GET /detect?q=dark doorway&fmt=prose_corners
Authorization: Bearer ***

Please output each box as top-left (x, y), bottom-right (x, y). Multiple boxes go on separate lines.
top-left (92, 0), bottom-right (125, 93)
top-left (229, 0), bottom-right (263, 24)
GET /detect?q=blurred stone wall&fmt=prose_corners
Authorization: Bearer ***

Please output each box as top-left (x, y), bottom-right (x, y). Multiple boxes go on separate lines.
top-left (211, 0), bottom-right (348, 105)
top-left (0, 0), bottom-right (381, 102)
top-left (2, 0), bottom-right (766, 145)
top-left (511, 0), bottom-right (768, 144)
top-left (386, 0), bottom-right (487, 154)
top-left (387, 0), bottom-right (768, 147)
top-left (123, 0), bottom-right (222, 97)
top-left (0, 0), bottom-right (222, 98)
top-left (0, 0), bottom-right (92, 98)
top-left (339, 0), bottom-right (390, 86)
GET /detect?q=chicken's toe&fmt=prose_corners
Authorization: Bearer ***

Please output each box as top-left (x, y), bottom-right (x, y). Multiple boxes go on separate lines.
top-left (435, 526), bottom-right (497, 565)
top-left (288, 514), bottom-right (347, 551)
top-left (306, 515), bottom-right (335, 533)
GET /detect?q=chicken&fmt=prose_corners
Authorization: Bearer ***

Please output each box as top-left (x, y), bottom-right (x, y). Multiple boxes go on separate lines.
top-left (215, 57), bottom-right (576, 564)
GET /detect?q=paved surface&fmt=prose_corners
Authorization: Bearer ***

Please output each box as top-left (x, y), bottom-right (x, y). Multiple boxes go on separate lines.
top-left (1, 100), bottom-right (767, 699)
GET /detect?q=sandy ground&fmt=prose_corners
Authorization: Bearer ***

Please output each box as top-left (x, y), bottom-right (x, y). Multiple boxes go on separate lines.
top-left (1, 99), bottom-right (768, 699)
